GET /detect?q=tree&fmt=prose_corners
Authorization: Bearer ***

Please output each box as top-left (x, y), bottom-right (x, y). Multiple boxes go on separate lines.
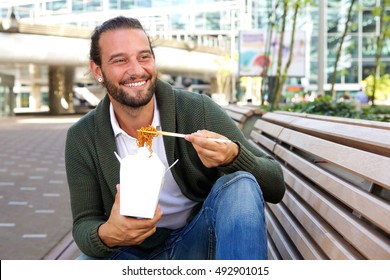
top-left (262, 0), bottom-right (308, 110)
top-left (271, 0), bottom-right (303, 109)
top-left (329, 0), bottom-right (356, 100)
top-left (214, 54), bottom-right (232, 97)
top-left (369, 0), bottom-right (390, 105)
top-left (364, 74), bottom-right (390, 103)
top-left (270, 0), bottom-right (288, 110)
top-left (260, 0), bottom-right (279, 105)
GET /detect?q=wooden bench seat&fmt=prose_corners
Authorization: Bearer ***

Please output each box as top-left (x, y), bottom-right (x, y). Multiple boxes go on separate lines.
top-left (223, 104), bottom-right (265, 137)
top-left (43, 231), bottom-right (80, 260)
top-left (249, 112), bottom-right (390, 260)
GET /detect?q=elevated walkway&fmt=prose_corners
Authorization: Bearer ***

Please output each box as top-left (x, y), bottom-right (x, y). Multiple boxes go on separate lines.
top-left (0, 20), bottom-right (234, 115)
top-left (0, 20), bottom-right (229, 81)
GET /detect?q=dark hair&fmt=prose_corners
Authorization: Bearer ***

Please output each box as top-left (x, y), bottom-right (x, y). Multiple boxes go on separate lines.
top-left (89, 16), bottom-right (154, 66)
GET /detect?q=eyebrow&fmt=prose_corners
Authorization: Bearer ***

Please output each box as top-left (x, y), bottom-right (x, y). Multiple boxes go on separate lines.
top-left (107, 50), bottom-right (152, 63)
top-left (107, 52), bottom-right (127, 63)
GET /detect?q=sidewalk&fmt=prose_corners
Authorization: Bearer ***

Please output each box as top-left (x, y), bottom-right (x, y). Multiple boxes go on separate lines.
top-left (0, 114), bottom-right (80, 260)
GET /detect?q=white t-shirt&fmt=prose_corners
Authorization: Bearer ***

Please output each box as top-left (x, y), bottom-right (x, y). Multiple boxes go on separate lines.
top-left (109, 99), bottom-right (197, 229)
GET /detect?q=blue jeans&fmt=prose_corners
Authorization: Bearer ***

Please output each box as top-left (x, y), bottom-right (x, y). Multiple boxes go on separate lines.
top-left (78, 171), bottom-right (267, 260)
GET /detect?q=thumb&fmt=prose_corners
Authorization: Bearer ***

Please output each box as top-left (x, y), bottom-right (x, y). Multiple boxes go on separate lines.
top-left (115, 184), bottom-right (120, 204)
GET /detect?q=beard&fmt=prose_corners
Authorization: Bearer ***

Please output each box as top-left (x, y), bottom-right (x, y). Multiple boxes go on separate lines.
top-left (102, 72), bottom-right (156, 109)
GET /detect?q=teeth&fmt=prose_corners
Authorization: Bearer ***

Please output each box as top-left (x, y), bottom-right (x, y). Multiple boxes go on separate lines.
top-left (125, 81), bottom-right (146, 87)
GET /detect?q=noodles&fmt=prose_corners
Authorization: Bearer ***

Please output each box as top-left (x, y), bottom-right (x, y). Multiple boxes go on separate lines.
top-left (137, 125), bottom-right (158, 156)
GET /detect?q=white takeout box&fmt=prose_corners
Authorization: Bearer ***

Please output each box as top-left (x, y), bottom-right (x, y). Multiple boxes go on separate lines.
top-left (115, 147), bottom-right (166, 219)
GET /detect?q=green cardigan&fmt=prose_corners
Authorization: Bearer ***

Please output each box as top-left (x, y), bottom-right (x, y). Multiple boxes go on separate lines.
top-left (65, 79), bottom-right (285, 257)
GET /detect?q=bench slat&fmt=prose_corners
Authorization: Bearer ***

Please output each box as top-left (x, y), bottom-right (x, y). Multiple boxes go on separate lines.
top-left (224, 105), bottom-right (254, 116)
top-left (253, 119), bottom-right (284, 141)
top-left (267, 201), bottom-right (328, 259)
top-left (225, 110), bottom-right (247, 123)
top-left (278, 128), bottom-right (390, 190)
top-left (274, 111), bottom-right (390, 130)
top-left (250, 130), bottom-right (277, 152)
top-left (43, 231), bottom-right (80, 260)
top-left (267, 236), bottom-right (282, 260)
top-left (284, 168), bottom-right (390, 259)
top-left (265, 207), bottom-right (302, 260)
top-left (273, 143), bottom-right (390, 234)
top-left (282, 190), bottom-right (364, 259)
top-left (263, 112), bottom-right (390, 157)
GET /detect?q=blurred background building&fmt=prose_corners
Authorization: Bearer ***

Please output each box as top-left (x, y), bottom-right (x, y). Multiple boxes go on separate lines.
top-left (0, 0), bottom-right (389, 116)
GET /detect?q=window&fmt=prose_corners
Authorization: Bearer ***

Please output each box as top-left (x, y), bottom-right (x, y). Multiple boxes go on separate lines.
top-left (170, 14), bottom-right (187, 30)
top-left (363, 10), bottom-right (376, 33)
top-left (46, 0), bottom-right (67, 11)
top-left (362, 0), bottom-right (376, 8)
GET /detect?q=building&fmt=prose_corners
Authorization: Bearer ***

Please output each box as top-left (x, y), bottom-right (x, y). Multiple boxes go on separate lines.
top-left (0, 0), bottom-right (389, 115)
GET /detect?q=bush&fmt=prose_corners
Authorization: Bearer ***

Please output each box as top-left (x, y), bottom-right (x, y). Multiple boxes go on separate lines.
top-left (277, 96), bottom-right (390, 122)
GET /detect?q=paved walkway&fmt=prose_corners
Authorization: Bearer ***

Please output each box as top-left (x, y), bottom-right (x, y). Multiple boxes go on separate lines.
top-left (0, 114), bottom-right (80, 260)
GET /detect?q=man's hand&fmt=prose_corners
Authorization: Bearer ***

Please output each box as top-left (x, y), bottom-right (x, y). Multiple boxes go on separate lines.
top-left (98, 185), bottom-right (163, 248)
top-left (185, 130), bottom-right (239, 168)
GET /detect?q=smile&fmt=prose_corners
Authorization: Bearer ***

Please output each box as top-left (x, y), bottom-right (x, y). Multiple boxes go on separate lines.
top-left (123, 80), bottom-right (146, 87)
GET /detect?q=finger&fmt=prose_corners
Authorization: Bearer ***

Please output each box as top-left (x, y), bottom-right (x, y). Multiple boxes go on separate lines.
top-left (153, 205), bottom-right (163, 220)
top-left (116, 184), bottom-right (120, 200)
top-left (190, 137), bottom-right (222, 153)
top-left (195, 130), bottom-right (229, 141)
top-left (109, 184), bottom-right (121, 215)
top-left (185, 130), bottom-right (220, 141)
top-left (133, 227), bottom-right (158, 245)
top-left (193, 131), bottom-right (230, 149)
top-left (197, 142), bottom-right (238, 167)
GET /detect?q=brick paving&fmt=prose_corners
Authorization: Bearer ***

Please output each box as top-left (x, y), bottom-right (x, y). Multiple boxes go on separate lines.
top-left (0, 115), bottom-right (80, 260)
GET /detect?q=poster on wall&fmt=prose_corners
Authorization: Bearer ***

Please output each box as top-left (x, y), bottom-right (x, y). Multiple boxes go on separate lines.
top-left (238, 30), bottom-right (305, 77)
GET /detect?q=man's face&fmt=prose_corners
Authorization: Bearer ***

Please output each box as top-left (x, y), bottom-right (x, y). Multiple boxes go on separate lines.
top-left (97, 28), bottom-right (157, 108)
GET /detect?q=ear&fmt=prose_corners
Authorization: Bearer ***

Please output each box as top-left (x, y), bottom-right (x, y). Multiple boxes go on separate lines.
top-left (90, 60), bottom-right (102, 80)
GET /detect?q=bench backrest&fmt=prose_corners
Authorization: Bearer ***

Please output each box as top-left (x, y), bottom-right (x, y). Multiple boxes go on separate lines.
top-left (250, 112), bottom-right (390, 259)
top-left (223, 104), bottom-right (265, 137)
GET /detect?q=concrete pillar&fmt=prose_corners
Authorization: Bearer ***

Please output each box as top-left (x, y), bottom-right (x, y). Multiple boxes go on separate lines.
top-left (29, 64), bottom-right (41, 110)
top-left (0, 73), bottom-right (15, 116)
top-left (210, 77), bottom-right (219, 94)
top-left (48, 66), bottom-right (75, 115)
top-left (64, 66), bottom-right (75, 113)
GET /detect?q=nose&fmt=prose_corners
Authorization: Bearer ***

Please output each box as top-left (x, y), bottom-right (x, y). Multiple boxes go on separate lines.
top-left (126, 58), bottom-right (145, 78)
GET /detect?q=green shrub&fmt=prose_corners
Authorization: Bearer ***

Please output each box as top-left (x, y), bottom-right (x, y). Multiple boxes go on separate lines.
top-left (276, 96), bottom-right (390, 122)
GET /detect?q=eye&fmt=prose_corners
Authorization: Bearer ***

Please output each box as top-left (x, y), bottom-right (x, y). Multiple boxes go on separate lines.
top-left (113, 58), bottom-right (126, 63)
top-left (139, 53), bottom-right (152, 61)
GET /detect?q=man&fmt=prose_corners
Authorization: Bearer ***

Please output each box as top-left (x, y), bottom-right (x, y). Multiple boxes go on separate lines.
top-left (65, 16), bottom-right (285, 260)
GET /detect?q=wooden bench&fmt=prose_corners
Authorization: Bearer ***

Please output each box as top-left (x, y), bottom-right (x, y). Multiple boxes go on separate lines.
top-left (274, 110), bottom-right (390, 130)
top-left (249, 111), bottom-right (390, 260)
top-left (42, 231), bottom-right (80, 260)
top-left (223, 104), bottom-right (265, 138)
top-left (45, 111), bottom-right (390, 260)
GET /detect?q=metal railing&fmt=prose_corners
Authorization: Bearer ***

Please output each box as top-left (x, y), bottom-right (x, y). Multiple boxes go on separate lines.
top-left (0, 19), bottom-right (231, 53)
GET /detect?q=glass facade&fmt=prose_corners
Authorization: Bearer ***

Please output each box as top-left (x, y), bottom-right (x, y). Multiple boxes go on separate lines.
top-left (0, 0), bottom-right (389, 106)
top-left (310, 0), bottom-right (389, 92)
